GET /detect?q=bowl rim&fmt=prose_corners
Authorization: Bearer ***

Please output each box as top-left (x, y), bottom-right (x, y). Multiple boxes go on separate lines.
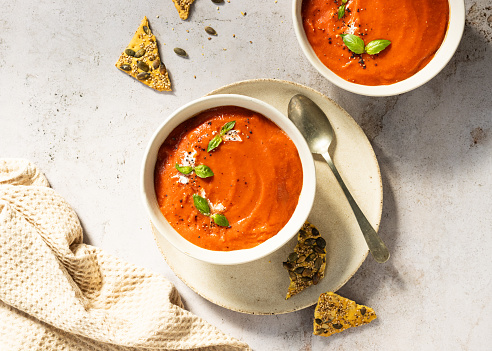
top-left (292, 0), bottom-right (465, 96)
top-left (141, 94), bottom-right (317, 265)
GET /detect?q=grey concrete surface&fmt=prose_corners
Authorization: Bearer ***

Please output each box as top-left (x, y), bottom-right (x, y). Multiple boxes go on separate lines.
top-left (1, 0), bottom-right (491, 350)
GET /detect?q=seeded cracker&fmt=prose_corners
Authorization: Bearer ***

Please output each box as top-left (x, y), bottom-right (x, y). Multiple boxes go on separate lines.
top-left (283, 222), bottom-right (326, 299)
top-left (115, 17), bottom-right (171, 92)
top-left (313, 292), bottom-right (377, 337)
top-left (172, 0), bottom-right (196, 20)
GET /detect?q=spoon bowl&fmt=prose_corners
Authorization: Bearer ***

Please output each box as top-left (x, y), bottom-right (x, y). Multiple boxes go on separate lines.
top-left (288, 94), bottom-right (390, 263)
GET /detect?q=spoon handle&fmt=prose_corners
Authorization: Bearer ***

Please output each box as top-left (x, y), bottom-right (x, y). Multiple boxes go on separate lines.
top-left (321, 151), bottom-right (390, 263)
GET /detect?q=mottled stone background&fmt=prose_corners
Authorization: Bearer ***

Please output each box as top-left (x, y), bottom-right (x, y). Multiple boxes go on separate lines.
top-left (0, 0), bottom-right (490, 350)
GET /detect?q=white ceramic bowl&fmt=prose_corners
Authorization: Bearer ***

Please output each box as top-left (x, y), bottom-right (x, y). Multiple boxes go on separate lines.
top-left (292, 0), bottom-right (465, 96)
top-left (141, 94), bottom-right (317, 265)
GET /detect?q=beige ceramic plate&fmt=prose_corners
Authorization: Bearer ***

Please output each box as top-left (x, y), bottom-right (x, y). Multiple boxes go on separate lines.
top-left (152, 79), bottom-right (382, 314)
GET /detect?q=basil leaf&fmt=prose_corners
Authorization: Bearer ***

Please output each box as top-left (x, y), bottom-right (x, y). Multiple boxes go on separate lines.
top-left (338, 4), bottom-right (345, 19)
top-left (220, 121), bottom-right (236, 136)
top-left (193, 194), bottom-right (210, 216)
top-left (175, 163), bottom-right (193, 175)
top-left (212, 213), bottom-right (229, 227)
top-left (365, 39), bottom-right (392, 55)
top-left (340, 34), bottom-right (365, 54)
top-left (207, 134), bottom-right (222, 152)
top-left (194, 164), bottom-right (214, 178)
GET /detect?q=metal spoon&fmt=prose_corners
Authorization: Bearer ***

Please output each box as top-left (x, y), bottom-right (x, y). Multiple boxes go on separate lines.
top-left (288, 94), bottom-right (390, 263)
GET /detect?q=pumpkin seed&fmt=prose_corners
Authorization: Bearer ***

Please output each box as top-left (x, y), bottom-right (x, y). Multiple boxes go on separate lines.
top-left (137, 60), bottom-right (149, 72)
top-left (287, 252), bottom-right (298, 263)
top-left (159, 63), bottom-right (167, 75)
top-left (316, 237), bottom-right (326, 248)
top-left (282, 262), bottom-right (293, 270)
top-left (288, 271), bottom-right (296, 279)
top-left (301, 276), bottom-right (312, 282)
top-left (312, 227), bottom-right (319, 236)
top-left (307, 253), bottom-right (317, 262)
top-left (136, 72), bottom-right (150, 80)
top-left (205, 26), bottom-right (217, 35)
top-left (297, 255), bottom-right (306, 263)
top-left (294, 267), bottom-right (304, 274)
top-left (304, 238), bottom-right (316, 246)
top-left (332, 323), bottom-right (343, 329)
top-left (143, 25), bottom-right (149, 34)
top-left (135, 48), bottom-right (146, 58)
top-left (299, 229), bottom-right (308, 238)
top-left (313, 272), bottom-right (320, 285)
top-left (321, 323), bottom-right (330, 329)
top-left (315, 318), bottom-right (323, 324)
top-left (314, 257), bottom-right (322, 270)
top-left (302, 268), bottom-right (312, 277)
top-left (120, 64), bottom-right (131, 71)
top-left (125, 48), bottom-right (136, 57)
top-left (152, 58), bottom-right (160, 70)
top-left (174, 47), bottom-right (188, 57)
top-left (314, 245), bottom-right (325, 254)
top-left (211, 0), bottom-right (223, 3)
top-left (360, 307), bottom-right (366, 315)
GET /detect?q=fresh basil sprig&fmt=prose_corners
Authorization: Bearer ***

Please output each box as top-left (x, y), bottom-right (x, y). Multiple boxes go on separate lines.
top-left (220, 121), bottom-right (236, 136)
top-left (175, 163), bottom-right (214, 178)
top-left (194, 164), bottom-right (214, 178)
top-left (337, 0), bottom-right (348, 19)
top-left (340, 34), bottom-right (391, 55)
top-left (207, 121), bottom-right (236, 152)
top-left (192, 194), bottom-right (230, 226)
top-left (207, 135), bottom-right (222, 152)
top-left (175, 163), bottom-right (193, 175)
top-left (211, 213), bottom-right (229, 227)
top-left (193, 194), bottom-right (210, 216)
top-left (365, 39), bottom-right (392, 55)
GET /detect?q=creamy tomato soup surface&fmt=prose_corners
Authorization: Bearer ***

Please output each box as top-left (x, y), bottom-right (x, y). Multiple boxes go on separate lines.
top-left (154, 106), bottom-right (303, 251)
top-left (302, 0), bottom-right (449, 85)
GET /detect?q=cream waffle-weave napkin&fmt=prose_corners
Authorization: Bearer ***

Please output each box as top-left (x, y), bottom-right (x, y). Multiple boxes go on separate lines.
top-left (0, 158), bottom-right (250, 351)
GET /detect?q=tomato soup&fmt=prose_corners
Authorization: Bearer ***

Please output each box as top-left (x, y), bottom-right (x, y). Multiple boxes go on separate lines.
top-left (154, 106), bottom-right (303, 251)
top-left (302, 0), bottom-right (449, 85)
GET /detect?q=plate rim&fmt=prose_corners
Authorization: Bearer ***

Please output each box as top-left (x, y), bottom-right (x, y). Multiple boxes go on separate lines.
top-left (151, 78), bottom-right (383, 314)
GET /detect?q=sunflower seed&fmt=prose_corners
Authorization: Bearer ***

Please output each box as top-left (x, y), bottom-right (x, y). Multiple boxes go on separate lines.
top-left (360, 307), bottom-right (366, 315)
top-left (174, 47), bottom-right (188, 57)
top-left (294, 267), bottom-right (304, 274)
top-left (314, 257), bottom-right (322, 270)
top-left (282, 262), bottom-right (293, 270)
top-left (297, 255), bottom-right (306, 263)
top-left (314, 245), bottom-right (325, 254)
top-left (125, 48), bottom-right (136, 57)
top-left (307, 253), bottom-right (317, 262)
top-left (312, 227), bottom-right (319, 236)
top-left (304, 238), bottom-right (316, 246)
top-left (143, 26), bottom-right (149, 34)
top-left (302, 268), bottom-right (312, 277)
top-left (152, 58), bottom-right (160, 70)
top-left (313, 272), bottom-right (320, 285)
top-left (332, 323), bottom-right (343, 329)
top-left (315, 318), bottom-right (323, 324)
top-left (211, 0), bottom-right (223, 3)
top-left (120, 64), bottom-right (131, 71)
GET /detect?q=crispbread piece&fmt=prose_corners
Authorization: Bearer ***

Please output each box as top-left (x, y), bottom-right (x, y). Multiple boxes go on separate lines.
top-left (115, 17), bottom-right (171, 92)
top-left (313, 292), bottom-right (377, 337)
top-left (172, 0), bottom-right (196, 20)
top-left (283, 222), bottom-right (326, 299)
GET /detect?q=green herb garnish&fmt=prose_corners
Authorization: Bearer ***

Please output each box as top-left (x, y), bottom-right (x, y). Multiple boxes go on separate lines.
top-left (193, 194), bottom-right (210, 216)
top-left (207, 121), bottom-right (236, 152)
top-left (194, 164), bottom-right (214, 178)
top-left (340, 34), bottom-right (391, 55)
top-left (365, 39), bottom-right (392, 55)
top-left (176, 163), bottom-right (214, 178)
top-left (220, 121), bottom-right (236, 136)
top-left (175, 163), bottom-right (193, 175)
top-left (207, 135), bottom-right (223, 152)
top-left (340, 34), bottom-right (365, 54)
top-left (211, 213), bottom-right (229, 227)
top-left (338, 4), bottom-right (346, 19)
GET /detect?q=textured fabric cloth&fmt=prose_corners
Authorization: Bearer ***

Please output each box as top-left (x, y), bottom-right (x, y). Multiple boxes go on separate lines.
top-left (0, 158), bottom-right (250, 351)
